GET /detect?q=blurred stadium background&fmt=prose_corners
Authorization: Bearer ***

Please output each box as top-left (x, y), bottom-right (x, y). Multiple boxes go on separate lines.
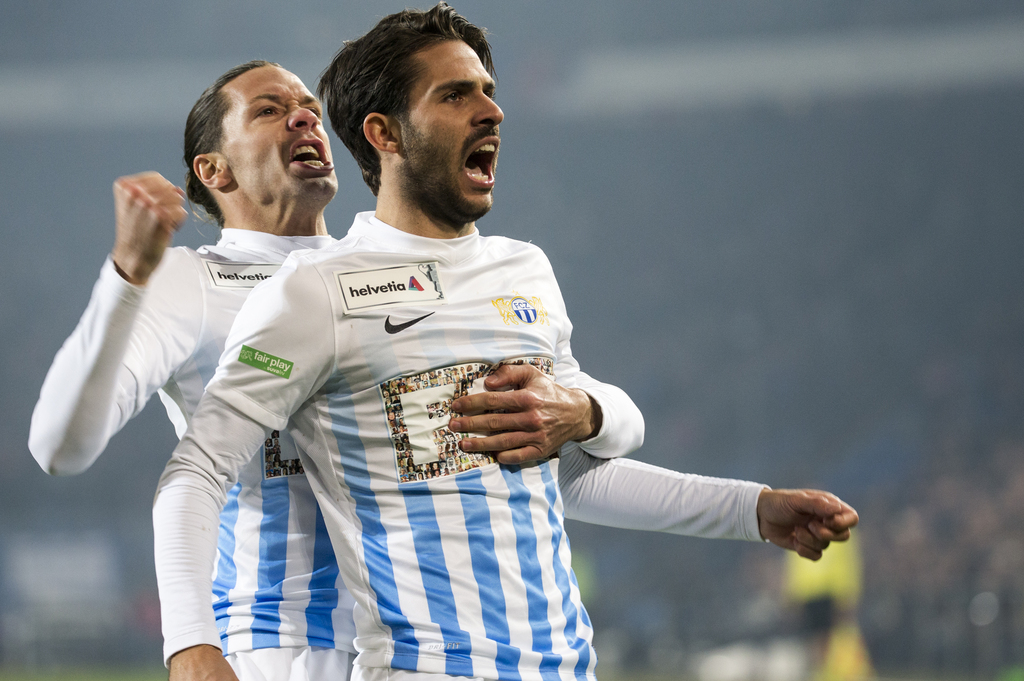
top-left (2, 1), bottom-right (1024, 679)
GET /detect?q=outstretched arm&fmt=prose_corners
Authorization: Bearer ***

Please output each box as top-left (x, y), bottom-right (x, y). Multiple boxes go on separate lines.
top-left (29, 173), bottom-right (188, 474)
top-left (558, 444), bottom-right (858, 558)
top-left (558, 445), bottom-right (765, 540)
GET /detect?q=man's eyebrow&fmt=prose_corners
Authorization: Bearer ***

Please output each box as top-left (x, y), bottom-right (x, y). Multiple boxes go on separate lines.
top-left (432, 78), bottom-right (496, 94)
top-left (249, 93), bottom-right (321, 108)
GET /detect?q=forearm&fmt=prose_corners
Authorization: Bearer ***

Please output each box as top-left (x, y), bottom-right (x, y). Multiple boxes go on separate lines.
top-left (153, 482), bottom-right (223, 664)
top-left (29, 258), bottom-right (145, 475)
top-left (153, 393), bottom-right (270, 666)
top-left (559, 444), bottom-right (764, 541)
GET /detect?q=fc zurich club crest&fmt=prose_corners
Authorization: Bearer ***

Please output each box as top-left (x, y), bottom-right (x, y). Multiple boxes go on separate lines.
top-left (511, 297), bottom-right (537, 323)
top-left (492, 293), bottom-right (549, 326)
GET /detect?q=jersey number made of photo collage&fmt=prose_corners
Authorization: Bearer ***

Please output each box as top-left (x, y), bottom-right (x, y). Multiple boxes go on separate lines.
top-left (263, 430), bottom-right (305, 479)
top-left (380, 357), bottom-right (555, 483)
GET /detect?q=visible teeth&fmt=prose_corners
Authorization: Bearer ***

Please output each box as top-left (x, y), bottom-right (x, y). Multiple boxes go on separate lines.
top-left (305, 160), bottom-right (324, 167)
top-left (467, 169), bottom-right (488, 181)
top-left (474, 143), bottom-right (496, 153)
top-left (293, 145), bottom-right (319, 159)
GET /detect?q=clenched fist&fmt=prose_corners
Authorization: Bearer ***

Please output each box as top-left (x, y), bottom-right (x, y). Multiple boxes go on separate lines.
top-left (111, 171), bottom-right (188, 285)
top-left (757, 488), bottom-right (859, 560)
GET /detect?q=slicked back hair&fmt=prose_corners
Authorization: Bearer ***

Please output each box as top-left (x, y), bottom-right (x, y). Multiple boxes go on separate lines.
top-left (318, 2), bottom-right (494, 196)
top-left (183, 60), bottom-right (280, 226)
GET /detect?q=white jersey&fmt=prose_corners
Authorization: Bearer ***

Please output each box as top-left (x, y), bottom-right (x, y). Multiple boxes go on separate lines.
top-left (204, 215), bottom-right (615, 679)
top-left (158, 213), bottom-right (760, 680)
top-left (28, 229), bottom-right (357, 659)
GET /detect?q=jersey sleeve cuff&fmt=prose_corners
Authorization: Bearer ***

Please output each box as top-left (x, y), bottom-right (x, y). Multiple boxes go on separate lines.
top-left (743, 483), bottom-right (770, 542)
top-left (575, 384), bottom-right (644, 459)
top-left (163, 628), bottom-right (223, 668)
top-left (99, 256), bottom-right (148, 307)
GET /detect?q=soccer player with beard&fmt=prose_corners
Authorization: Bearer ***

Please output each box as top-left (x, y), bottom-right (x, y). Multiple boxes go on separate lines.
top-left (30, 59), bottom-right (650, 681)
top-left (153, 5), bottom-right (857, 681)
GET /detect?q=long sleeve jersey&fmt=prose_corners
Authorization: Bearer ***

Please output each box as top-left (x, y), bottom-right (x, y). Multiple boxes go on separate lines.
top-left (28, 225), bottom-right (655, 665)
top-left (29, 230), bottom-right (361, 659)
top-left (154, 214), bottom-right (764, 680)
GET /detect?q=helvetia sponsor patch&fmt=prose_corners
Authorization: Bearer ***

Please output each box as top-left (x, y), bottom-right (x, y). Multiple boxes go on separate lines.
top-left (492, 293), bottom-right (548, 325)
top-left (204, 261), bottom-right (281, 289)
top-left (239, 345), bottom-right (294, 378)
top-left (336, 262), bottom-right (446, 313)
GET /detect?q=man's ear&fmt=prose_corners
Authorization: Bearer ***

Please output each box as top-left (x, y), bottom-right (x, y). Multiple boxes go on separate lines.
top-left (193, 152), bottom-right (233, 189)
top-left (363, 113), bottom-right (402, 156)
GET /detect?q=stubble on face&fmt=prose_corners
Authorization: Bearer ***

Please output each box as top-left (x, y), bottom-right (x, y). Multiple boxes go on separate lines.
top-left (396, 115), bottom-right (498, 234)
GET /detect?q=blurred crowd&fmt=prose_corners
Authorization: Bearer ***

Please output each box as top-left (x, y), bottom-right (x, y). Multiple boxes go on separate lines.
top-left (860, 446), bottom-right (1024, 675)
top-left (852, 346), bottom-right (1024, 677)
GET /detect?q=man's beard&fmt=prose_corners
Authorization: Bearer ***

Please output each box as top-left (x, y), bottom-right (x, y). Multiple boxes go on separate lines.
top-left (398, 119), bottom-right (495, 232)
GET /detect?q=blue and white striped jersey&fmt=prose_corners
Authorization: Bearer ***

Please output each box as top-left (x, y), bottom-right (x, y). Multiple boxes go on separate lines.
top-left (158, 231), bottom-right (357, 658)
top-left (206, 213), bottom-right (609, 679)
top-left (29, 228), bottom-right (357, 662)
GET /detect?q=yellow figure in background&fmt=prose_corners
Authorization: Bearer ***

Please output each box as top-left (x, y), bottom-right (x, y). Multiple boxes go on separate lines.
top-left (785, 531), bottom-right (874, 681)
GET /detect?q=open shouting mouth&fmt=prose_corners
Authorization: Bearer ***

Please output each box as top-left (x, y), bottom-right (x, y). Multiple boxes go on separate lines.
top-left (289, 138), bottom-right (334, 177)
top-left (464, 139), bottom-right (497, 187)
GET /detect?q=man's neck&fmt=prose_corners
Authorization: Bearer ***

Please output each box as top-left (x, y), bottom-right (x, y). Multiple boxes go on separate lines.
top-left (222, 205), bottom-right (328, 237)
top-left (374, 183), bottom-right (474, 239)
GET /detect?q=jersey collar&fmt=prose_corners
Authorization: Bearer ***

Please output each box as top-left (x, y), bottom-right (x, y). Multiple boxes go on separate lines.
top-left (214, 228), bottom-right (336, 260)
top-left (346, 212), bottom-right (485, 265)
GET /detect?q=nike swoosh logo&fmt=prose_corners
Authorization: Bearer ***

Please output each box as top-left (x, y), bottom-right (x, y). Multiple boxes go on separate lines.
top-left (384, 312), bottom-right (435, 334)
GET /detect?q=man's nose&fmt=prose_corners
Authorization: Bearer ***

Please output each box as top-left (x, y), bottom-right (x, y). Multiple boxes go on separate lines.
top-left (287, 106), bottom-right (319, 131)
top-left (475, 96), bottom-right (503, 128)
